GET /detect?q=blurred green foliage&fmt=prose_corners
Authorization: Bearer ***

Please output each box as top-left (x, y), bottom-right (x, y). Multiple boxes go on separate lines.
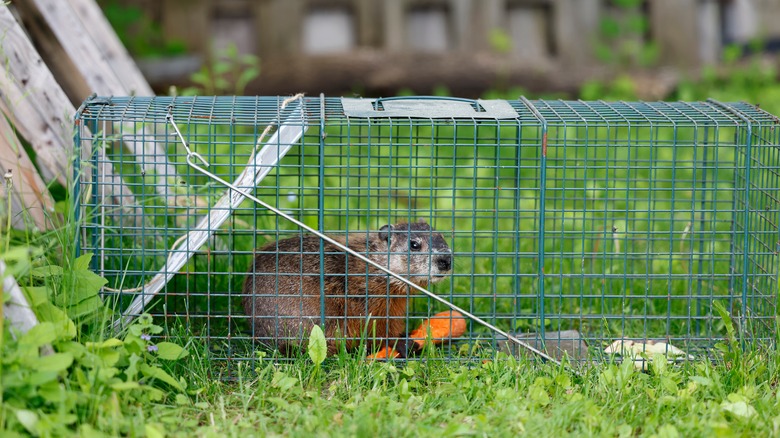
top-left (178, 44), bottom-right (261, 96)
top-left (594, 0), bottom-right (659, 69)
top-left (98, 0), bottom-right (187, 58)
top-left (577, 44), bottom-right (780, 117)
top-left (677, 47), bottom-right (780, 115)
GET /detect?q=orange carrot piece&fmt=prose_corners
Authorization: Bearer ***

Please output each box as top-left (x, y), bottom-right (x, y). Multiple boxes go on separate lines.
top-left (409, 310), bottom-right (467, 347)
top-left (367, 346), bottom-right (400, 360)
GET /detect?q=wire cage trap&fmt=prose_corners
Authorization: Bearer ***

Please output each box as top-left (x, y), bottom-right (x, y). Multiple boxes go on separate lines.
top-left (75, 95), bottom-right (780, 371)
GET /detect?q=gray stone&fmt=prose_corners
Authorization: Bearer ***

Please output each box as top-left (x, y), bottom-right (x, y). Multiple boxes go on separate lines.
top-left (497, 330), bottom-right (590, 361)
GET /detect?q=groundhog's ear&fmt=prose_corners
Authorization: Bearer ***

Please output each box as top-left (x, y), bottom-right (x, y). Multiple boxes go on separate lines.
top-left (417, 218), bottom-right (427, 224)
top-left (378, 224), bottom-right (394, 242)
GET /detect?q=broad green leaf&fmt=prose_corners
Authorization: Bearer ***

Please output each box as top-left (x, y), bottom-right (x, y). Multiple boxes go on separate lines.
top-left (213, 61), bottom-right (231, 75)
top-left (145, 423), bottom-right (166, 438)
top-left (38, 380), bottom-right (65, 403)
top-left (237, 68), bottom-right (260, 88)
top-left (308, 325), bottom-right (327, 366)
top-left (214, 78), bottom-right (229, 91)
top-left (274, 376), bottom-right (298, 392)
top-left (58, 341), bottom-right (86, 361)
top-left (488, 29), bottom-right (512, 54)
top-left (272, 371), bottom-right (299, 392)
top-left (145, 386), bottom-right (165, 402)
top-left (689, 376), bottom-right (713, 386)
top-left (34, 303), bottom-right (76, 340)
top-left (71, 269), bottom-right (107, 302)
top-left (27, 371), bottom-right (60, 387)
top-left (97, 348), bottom-right (121, 367)
top-left (79, 424), bottom-right (103, 438)
top-left (63, 295), bottom-right (103, 319)
top-left (155, 342), bottom-right (188, 360)
top-left (712, 301), bottom-right (736, 341)
top-left (599, 17), bottom-right (620, 38)
top-left (73, 253), bottom-right (93, 271)
top-left (139, 363), bottom-right (183, 391)
top-left (191, 71), bottom-right (209, 87)
top-left (240, 54), bottom-right (257, 65)
top-left (2, 245), bottom-right (35, 262)
top-left (95, 367), bottom-right (119, 382)
top-left (31, 265), bottom-right (63, 278)
top-left (617, 425), bottom-right (633, 438)
top-left (30, 352), bottom-right (74, 373)
top-left (15, 409), bottom-right (39, 435)
top-left (2, 246), bottom-right (38, 276)
top-left (721, 400), bottom-right (757, 419)
top-left (94, 338), bottom-right (124, 349)
top-left (126, 353), bottom-right (141, 381)
top-left (23, 286), bottom-right (48, 306)
top-left (528, 384), bottom-right (550, 406)
top-left (20, 322), bottom-right (56, 347)
top-left (111, 381), bottom-right (141, 391)
top-left (52, 413), bottom-right (78, 426)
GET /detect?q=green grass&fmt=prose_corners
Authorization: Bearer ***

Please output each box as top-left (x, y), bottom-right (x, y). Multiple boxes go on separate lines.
top-left (18, 336), bottom-right (780, 437)
top-left (177, 350), bottom-right (780, 437)
top-left (4, 288), bottom-right (780, 437)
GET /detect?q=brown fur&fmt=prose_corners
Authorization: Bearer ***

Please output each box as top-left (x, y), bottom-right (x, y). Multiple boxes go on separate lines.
top-left (242, 221), bottom-right (452, 356)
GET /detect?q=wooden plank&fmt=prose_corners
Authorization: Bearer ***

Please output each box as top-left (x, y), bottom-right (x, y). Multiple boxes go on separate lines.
top-left (1, 259), bottom-right (54, 355)
top-left (15, 0), bottom-right (185, 205)
top-left (8, 3), bottom-right (88, 105)
top-left (0, 5), bottom-right (75, 186)
top-left (0, 113), bottom-right (56, 231)
top-left (0, 5), bottom-right (137, 209)
top-left (16, 0), bottom-right (152, 100)
top-left (65, 0), bottom-right (154, 96)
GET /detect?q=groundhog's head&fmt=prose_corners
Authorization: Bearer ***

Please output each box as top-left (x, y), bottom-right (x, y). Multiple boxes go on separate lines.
top-left (375, 219), bottom-right (453, 286)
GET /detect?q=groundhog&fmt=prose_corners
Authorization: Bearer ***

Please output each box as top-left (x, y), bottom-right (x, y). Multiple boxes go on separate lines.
top-left (242, 219), bottom-right (453, 357)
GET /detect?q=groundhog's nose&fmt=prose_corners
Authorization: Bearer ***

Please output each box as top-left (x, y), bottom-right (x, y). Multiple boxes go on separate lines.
top-left (437, 255), bottom-right (452, 272)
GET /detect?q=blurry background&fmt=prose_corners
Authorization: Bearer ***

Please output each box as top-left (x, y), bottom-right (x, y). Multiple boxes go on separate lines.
top-left (97, 0), bottom-right (780, 104)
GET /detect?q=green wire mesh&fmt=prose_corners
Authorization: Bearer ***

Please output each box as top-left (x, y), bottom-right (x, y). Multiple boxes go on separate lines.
top-left (75, 96), bottom-right (780, 371)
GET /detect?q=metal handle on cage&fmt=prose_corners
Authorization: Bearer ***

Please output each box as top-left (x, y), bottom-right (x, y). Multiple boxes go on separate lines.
top-left (372, 96), bottom-right (486, 112)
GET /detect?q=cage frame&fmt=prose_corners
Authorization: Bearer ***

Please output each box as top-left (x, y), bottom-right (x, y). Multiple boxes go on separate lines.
top-left (74, 95), bottom-right (780, 370)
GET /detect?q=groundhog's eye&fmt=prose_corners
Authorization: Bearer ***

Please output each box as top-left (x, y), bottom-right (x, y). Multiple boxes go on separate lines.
top-left (410, 240), bottom-right (422, 251)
